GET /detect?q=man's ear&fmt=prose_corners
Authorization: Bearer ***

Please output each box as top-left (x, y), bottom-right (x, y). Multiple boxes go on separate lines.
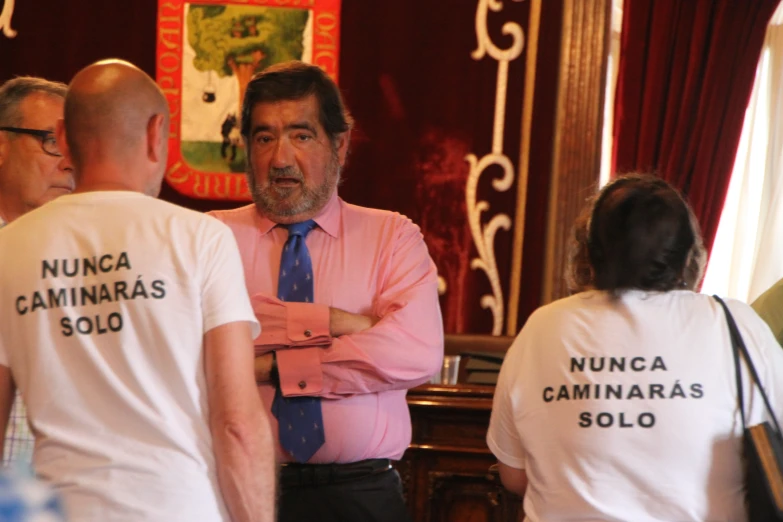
top-left (147, 113), bottom-right (167, 163)
top-left (0, 132), bottom-right (8, 170)
top-left (54, 118), bottom-right (73, 166)
top-left (334, 130), bottom-right (351, 167)
top-left (243, 137), bottom-right (251, 161)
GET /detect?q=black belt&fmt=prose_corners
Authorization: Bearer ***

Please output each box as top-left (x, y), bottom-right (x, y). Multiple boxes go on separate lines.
top-left (279, 458), bottom-right (392, 488)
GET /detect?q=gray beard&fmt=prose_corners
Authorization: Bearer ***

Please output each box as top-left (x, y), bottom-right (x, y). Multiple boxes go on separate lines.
top-left (248, 161), bottom-right (340, 220)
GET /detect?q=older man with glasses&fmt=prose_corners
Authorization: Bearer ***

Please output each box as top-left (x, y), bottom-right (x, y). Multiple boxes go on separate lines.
top-left (0, 76), bottom-right (74, 467)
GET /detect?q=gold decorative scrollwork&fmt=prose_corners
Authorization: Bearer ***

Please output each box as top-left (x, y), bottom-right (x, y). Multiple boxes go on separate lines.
top-left (437, 276), bottom-right (447, 296)
top-left (466, 0), bottom-right (525, 335)
top-left (0, 0), bottom-right (17, 39)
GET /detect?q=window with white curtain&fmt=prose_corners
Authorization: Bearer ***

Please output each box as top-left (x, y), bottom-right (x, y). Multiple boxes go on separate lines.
top-left (700, 5), bottom-right (783, 302)
top-left (599, 0), bottom-right (624, 188)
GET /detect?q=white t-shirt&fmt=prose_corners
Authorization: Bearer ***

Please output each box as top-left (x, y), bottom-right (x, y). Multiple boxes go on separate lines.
top-left (487, 290), bottom-right (783, 522)
top-left (0, 191), bottom-right (260, 521)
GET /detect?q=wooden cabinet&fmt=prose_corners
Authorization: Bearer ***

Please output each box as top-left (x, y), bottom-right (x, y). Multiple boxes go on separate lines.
top-left (399, 384), bottom-right (522, 522)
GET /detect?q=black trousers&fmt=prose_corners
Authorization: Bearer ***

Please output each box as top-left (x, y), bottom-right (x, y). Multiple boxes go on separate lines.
top-left (278, 463), bottom-right (412, 522)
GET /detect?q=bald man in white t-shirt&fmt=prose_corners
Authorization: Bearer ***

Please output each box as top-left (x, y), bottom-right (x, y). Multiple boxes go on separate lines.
top-left (0, 60), bottom-right (276, 522)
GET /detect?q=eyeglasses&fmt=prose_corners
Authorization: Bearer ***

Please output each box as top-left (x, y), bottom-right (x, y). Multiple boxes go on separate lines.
top-left (0, 127), bottom-right (61, 157)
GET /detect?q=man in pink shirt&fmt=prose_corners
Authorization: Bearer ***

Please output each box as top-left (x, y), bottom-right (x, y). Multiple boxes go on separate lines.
top-left (210, 61), bottom-right (444, 522)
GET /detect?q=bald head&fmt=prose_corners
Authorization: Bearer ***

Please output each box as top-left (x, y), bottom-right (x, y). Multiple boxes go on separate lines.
top-left (64, 60), bottom-right (169, 175)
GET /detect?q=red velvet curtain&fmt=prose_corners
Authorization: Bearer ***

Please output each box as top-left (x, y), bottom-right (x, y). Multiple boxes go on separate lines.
top-left (613, 0), bottom-right (781, 253)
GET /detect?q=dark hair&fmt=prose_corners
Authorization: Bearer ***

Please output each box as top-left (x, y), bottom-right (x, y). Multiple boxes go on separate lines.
top-left (240, 61), bottom-right (353, 143)
top-left (0, 76), bottom-right (67, 127)
top-left (566, 174), bottom-right (706, 296)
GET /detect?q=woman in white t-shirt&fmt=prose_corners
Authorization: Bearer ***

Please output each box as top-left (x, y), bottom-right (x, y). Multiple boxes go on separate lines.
top-left (487, 174), bottom-right (783, 521)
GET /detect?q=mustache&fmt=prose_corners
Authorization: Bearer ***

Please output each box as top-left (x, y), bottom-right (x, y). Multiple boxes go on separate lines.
top-left (268, 167), bottom-right (304, 182)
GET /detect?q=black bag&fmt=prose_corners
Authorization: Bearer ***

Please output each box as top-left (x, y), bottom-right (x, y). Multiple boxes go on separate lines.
top-left (715, 295), bottom-right (783, 520)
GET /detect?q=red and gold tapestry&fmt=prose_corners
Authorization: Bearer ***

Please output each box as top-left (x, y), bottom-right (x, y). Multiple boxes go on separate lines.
top-left (156, 0), bottom-right (341, 200)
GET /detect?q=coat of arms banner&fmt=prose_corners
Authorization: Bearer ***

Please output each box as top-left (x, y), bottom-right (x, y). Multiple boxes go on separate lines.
top-left (156, 0), bottom-right (341, 200)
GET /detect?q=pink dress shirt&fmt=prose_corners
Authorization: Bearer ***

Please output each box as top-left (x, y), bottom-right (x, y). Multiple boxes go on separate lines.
top-left (210, 193), bottom-right (444, 463)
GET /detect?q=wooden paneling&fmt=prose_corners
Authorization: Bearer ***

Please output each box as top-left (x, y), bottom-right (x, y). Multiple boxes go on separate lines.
top-left (400, 385), bottom-right (522, 522)
top-left (542, 0), bottom-right (612, 304)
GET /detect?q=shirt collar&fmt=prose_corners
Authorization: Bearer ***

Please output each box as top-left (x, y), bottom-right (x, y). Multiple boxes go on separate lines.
top-left (253, 191), bottom-right (340, 238)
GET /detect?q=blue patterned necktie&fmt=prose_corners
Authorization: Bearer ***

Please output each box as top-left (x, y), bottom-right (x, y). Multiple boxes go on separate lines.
top-left (271, 220), bottom-right (325, 462)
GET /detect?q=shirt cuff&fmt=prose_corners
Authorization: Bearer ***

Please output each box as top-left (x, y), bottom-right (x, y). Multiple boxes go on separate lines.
top-left (286, 302), bottom-right (330, 345)
top-left (277, 347), bottom-right (324, 397)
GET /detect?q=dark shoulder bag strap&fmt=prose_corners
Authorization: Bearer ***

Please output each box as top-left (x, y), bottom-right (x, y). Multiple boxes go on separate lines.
top-left (714, 295), bottom-right (783, 436)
